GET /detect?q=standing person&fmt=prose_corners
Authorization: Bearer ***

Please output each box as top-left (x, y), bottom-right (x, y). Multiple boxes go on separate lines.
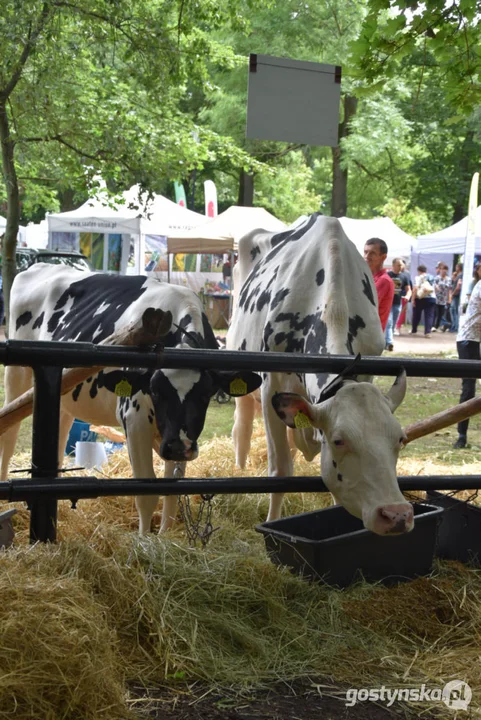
top-left (450, 262), bottom-right (463, 333)
top-left (395, 260), bottom-right (413, 334)
top-left (453, 263), bottom-right (481, 449)
top-left (466, 263), bottom-right (481, 304)
top-left (363, 238), bottom-right (394, 332)
top-left (385, 258), bottom-right (410, 351)
top-left (433, 264), bottom-right (452, 332)
top-left (222, 258), bottom-right (232, 287)
top-left (411, 265), bottom-right (436, 337)
top-left (0, 268), bottom-right (3, 327)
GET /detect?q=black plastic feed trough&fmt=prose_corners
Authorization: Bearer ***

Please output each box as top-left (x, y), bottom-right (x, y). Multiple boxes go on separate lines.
top-left (256, 503), bottom-right (444, 588)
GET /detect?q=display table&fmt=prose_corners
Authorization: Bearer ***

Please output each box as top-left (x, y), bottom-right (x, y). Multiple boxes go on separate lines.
top-left (203, 293), bottom-right (230, 329)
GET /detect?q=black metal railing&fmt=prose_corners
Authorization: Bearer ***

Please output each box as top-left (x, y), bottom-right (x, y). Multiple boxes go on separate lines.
top-left (1, 339), bottom-right (480, 543)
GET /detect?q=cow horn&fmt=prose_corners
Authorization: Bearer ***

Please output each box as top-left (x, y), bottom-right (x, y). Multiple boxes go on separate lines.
top-left (172, 322), bottom-right (202, 348)
top-left (385, 369), bottom-right (407, 412)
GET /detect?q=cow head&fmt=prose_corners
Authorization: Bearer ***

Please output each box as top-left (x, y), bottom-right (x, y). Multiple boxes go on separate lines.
top-left (100, 364), bottom-right (262, 462)
top-left (272, 370), bottom-right (413, 536)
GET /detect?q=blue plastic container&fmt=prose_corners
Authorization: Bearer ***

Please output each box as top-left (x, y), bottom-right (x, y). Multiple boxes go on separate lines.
top-left (65, 419), bottom-right (98, 455)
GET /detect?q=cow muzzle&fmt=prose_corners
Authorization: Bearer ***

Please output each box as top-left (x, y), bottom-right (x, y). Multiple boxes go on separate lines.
top-left (161, 439), bottom-right (198, 462)
top-left (371, 503), bottom-right (414, 535)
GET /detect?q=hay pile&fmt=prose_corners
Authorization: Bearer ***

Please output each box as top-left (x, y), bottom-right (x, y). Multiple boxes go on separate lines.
top-left (0, 546), bottom-right (127, 719)
top-left (1, 420), bottom-right (481, 718)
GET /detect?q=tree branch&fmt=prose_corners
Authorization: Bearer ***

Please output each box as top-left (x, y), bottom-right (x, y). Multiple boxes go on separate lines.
top-left (257, 144), bottom-right (304, 160)
top-left (0, 2), bottom-right (53, 100)
top-left (53, 1), bottom-right (136, 44)
top-left (19, 133), bottom-right (108, 162)
top-left (353, 160), bottom-right (385, 182)
top-left (177, 0), bottom-right (186, 47)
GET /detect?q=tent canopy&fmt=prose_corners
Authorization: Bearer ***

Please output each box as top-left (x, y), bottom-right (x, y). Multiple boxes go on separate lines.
top-left (125, 185), bottom-right (206, 235)
top-left (416, 206), bottom-right (481, 253)
top-left (47, 185), bottom-right (206, 236)
top-left (1, 214), bottom-right (27, 244)
top-left (47, 196), bottom-right (142, 235)
top-left (167, 205), bottom-right (286, 253)
top-left (338, 216), bottom-right (416, 262)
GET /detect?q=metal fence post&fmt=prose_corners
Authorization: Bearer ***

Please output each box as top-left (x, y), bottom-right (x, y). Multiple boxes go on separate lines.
top-left (29, 365), bottom-right (63, 543)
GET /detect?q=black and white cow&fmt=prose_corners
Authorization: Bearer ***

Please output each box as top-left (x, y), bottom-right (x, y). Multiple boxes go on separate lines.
top-left (227, 214), bottom-right (413, 536)
top-left (0, 264), bottom-right (261, 534)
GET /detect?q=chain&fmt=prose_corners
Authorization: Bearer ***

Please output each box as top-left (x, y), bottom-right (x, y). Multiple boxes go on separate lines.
top-left (173, 462), bottom-right (218, 547)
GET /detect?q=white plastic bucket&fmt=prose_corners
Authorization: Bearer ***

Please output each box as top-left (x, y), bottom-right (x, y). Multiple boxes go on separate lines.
top-left (75, 441), bottom-right (108, 469)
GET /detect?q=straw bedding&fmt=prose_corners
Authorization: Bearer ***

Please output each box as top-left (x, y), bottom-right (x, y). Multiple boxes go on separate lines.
top-left (1, 421), bottom-right (480, 718)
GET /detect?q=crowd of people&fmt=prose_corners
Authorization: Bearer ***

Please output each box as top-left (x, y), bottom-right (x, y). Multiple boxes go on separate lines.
top-left (363, 237), bottom-right (481, 450)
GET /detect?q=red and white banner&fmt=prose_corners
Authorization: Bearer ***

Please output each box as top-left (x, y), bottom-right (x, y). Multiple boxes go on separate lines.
top-left (204, 180), bottom-right (218, 218)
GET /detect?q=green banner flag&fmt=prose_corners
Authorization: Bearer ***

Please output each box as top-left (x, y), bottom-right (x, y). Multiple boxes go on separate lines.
top-left (174, 181), bottom-right (187, 208)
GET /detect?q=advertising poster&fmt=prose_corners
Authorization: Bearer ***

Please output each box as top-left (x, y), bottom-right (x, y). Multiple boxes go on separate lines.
top-left (108, 234), bottom-right (122, 272)
top-left (50, 231), bottom-right (78, 252)
top-left (200, 254), bottom-right (223, 272)
top-left (144, 235), bottom-right (168, 272)
top-left (173, 253), bottom-right (196, 272)
top-left (91, 233), bottom-right (104, 270)
top-left (79, 232), bottom-right (91, 259)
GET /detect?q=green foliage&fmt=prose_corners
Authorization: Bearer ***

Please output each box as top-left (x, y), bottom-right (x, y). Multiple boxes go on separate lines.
top-left (254, 152), bottom-right (323, 223)
top-left (1, 0), bottom-right (479, 238)
top-left (0, 0), bottom-right (269, 221)
top-left (378, 198), bottom-right (441, 237)
top-left (352, 1), bottom-right (481, 113)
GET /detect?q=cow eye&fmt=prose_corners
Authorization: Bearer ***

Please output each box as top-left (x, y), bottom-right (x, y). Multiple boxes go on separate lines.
top-left (333, 439), bottom-right (344, 447)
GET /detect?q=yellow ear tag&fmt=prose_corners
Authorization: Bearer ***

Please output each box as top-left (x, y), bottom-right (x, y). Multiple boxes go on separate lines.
top-left (294, 411), bottom-right (312, 429)
top-left (229, 378), bottom-right (247, 396)
top-left (115, 379), bottom-right (132, 397)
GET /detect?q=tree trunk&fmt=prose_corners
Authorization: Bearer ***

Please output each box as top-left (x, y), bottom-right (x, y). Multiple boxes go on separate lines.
top-left (58, 188), bottom-right (77, 212)
top-left (238, 169), bottom-right (254, 206)
top-left (330, 95), bottom-right (358, 217)
top-left (0, 101), bottom-right (19, 337)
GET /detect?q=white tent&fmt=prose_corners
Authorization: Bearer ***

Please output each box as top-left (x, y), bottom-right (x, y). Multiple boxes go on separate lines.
top-left (167, 205), bottom-right (287, 253)
top-left (47, 186), bottom-right (206, 274)
top-left (165, 205), bottom-right (286, 317)
top-left (412, 206), bottom-right (481, 276)
top-left (1, 214), bottom-right (27, 245)
top-left (338, 216), bottom-right (416, 264)
top-left (25, 220), bottom-right (49, 249)
top-left (416, 206), bottom-right (481, 253)
top-left (47, 197), bottom-right (142, 235)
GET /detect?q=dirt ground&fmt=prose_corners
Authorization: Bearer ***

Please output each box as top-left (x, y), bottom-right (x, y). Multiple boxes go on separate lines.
top-left (1, 324), bottom-right (457, 355)
top-left (129, 682), bottom-right (422, 720)
top-left (389, 328), bottom-right (457, 355)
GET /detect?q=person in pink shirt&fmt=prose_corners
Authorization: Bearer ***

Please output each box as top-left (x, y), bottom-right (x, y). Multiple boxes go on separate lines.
top-left (363, 238), bottom-right (394, 333)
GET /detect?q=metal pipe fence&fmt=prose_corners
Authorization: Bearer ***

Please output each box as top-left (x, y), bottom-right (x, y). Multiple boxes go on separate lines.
top-left (1, 339), bottom-right (480, 543)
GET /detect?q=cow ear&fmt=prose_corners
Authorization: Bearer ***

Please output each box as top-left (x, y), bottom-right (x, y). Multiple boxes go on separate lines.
top-left (99, 370), bottom-right (151, 397)
top-left (214, 371), bottom-right (262, 397)
top-left (272, 393), bottom-right (315, 429)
